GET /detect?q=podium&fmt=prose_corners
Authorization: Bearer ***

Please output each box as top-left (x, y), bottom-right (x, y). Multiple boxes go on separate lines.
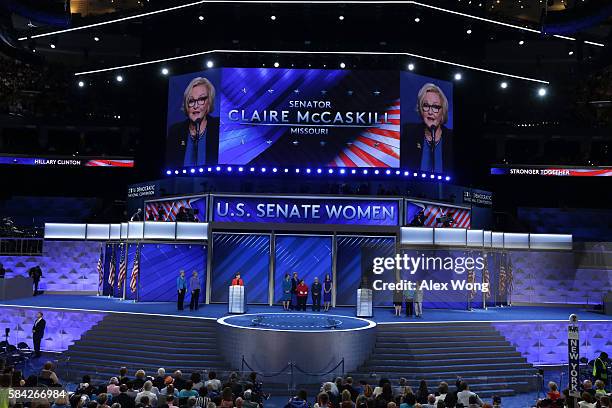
top-left (228, 285), bottom-right (246, 314)
top-left (0, 276), bottom-right (33, 300)
top-left (356, 288), bottom-right (373, 317)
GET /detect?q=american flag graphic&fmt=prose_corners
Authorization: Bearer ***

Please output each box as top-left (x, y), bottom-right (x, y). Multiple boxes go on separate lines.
top-left (85, 159), bottom-right (134, 167)
top-left (108, 245), bottom-right (116, 288)
top-left (118, 244), bottom-right (127, 288)
top-left (97, 246), bottom-right (104, 292)
top-left (145, 198), bottom-right (201, 222)
top-left (130, 245), bottom-right (140, 294)
top-left (329, 100), bottom-right (400, 167)
top-left (409, 202), bottom-right (471, 229)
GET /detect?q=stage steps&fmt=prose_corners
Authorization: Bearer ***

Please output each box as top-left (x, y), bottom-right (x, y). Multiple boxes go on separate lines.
top-left (348, 322), bottom-right (538, 400)
top-left (62, 313), bottom-right (235, 383)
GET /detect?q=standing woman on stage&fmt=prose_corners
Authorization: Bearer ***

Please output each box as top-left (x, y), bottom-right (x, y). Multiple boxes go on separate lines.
top-left (290, 272), bottom-right (299, 310)
top-left (177, 270), bottom-right (187, 311)
top-left (296, 279), bottom-right (309, 311)
top-left (281, 273), bottom-right (292, 310)
top-left (414, 280), bottom-right (424, 318)
top-left (323, 274), bottom-right (332, 312)
top-left (393, 288), bottom-right (403, 317)
top-left (189, 271), bottom-right (201, 311)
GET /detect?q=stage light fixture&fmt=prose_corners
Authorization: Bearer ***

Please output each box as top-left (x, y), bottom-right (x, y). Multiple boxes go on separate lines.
top-left (250, 167), bottom-right (255, 172)
top-left (430, 174), bottom-right (435, 179)
top-left (206, 60), bottom-right (214, 68)
top-left (215, 166), bottom-right (221, 171)
top-left (454, 72), bottom-right (462, 80)
top-left (94, 36), bottom-right (100, 42)
top-left (445, 176), bottom-right (451, 181)
top-left (340, 62), bottom-right (346, 68)
top-left (386, 170), bottom-right (391, 175)
top-left (421, 173), bottom-right (426, 178)
top-left (374, 170), bottom-right (380, 174)
top-left (414, 17), bottom-right (421, 22)
top-left (363, 169), bottom-right (368, 174)
top-left (166, 170), bottom-right (172, 175)
top-left (328, 169), bottom-right (334, 174)
top-left (351, 169), bottom-right (356, 174)
top-left (519, 40), bottom-right (525, 45)
top-left (500, 81), bottom-right (508, 89)
top-left (78, 81), bottom-right (85, 87)
top-left (208, 167), bottom-right (212, 171)
top-left (50, 41), bottom-right (56, 49)
top-left (413, 172), bottom-right (418, 177)
top-left (306, 168), bottom-right (311, 173)
top-left (227, 166), bottom-right (232, 172)
top-left (284, 168), bottom-right (289, 173)
top-left (340, 169), bottom-right (345, 174)
top-left (190, 168), bottom-right (196, 173)
top-left (274, 62), bottom-right (280, 67)
top-left (174, 170), bottom-right (179, 174)
top-left (408, 63), bottom-right (415, 71)
top-left (182, 169), bottom-right (187, 174)
top-left (261, 167), bottom-right (267, 172)
top-left (238, 167), bottom-right (244, 172)
top-left (270, 15), bottom-right (276, 20)
top-left (395, 170), bottom-right (401, 175)
top-left (272, 167), bottom-right (278, 172)
top-left (295, 168), bottom-right (300, 173)
top-left (198, 15), bottom-right (204, 21)
top-left (199, 168), bottom-right (204, 172)
top-left (437, 175), bottom-right (442, 179)
top-left (161, 67), bottom-right (169, 75)
top-left (317, 168), bottom-right (322, 174)
top-left (116, 75), bottom-right (123, 82)
top-left (568, 51), bottom-right (574, 55)
top-left (404, 171), bottom-right (409, 176)
top-left (339, 15), bottom-right (345, 20)
top-left (466, 29), bottom-right (472, 34)
top-left (538, 87), bottom-right (547, 96)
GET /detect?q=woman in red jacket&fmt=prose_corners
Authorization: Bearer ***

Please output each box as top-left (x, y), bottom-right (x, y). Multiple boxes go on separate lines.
top-left (296, 279), bottom-right (309, 311)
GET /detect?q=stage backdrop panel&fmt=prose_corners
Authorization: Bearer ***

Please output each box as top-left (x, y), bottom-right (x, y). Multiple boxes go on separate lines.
top-left (336, 236), bottom-right (396, 306)
top-left (0, 306), bottom-right (106, 352)
top-left (274, 235), bottom-right (332, 304)
top-left (1, 240), bottom-right (101, 292)
top-left (211, 233), bottom-right (270, 304)
top-left (138, 243), bottom-right (207, 302)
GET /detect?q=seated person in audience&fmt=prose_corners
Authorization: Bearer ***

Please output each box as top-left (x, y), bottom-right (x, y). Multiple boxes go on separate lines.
top-left (40, 361), bottom-right (59, 385)
top-left (422, 394), bottom-right (436, 408)
top-left (51, 395), bottom-right (70, 408)
top-left (219, 387), bottom-right (234, 408)
top-left (456, 382), bottom-right (482, 408)
top-left (107, 377), bottom-right (121, 397)
top-left (137, 396), bottom-right (152, 408)
top-left (166, 395), bottom-right (178, 408)
top-left (179, 381), bottom-right (200, 399)
top-left (195, 386), bottom-right (211, 408)
top-left (313, 392), bottom-right (330, 408)
top-left (242, 390), bottom-right (260, 408)
top-left (434, 382), bottom-right (448, 405)
top-left (205, 384), bottom-right (219, 401)
top-left (136, 381), bottom-right (159, 407)
top-left (154, 369), bottom-right (167, 390)
top-left (547, 382), bottom-right (561, 401)
top-left (116, 384), bottom-right (136, 408)
top-left (77, 376), bottom-right (96, 396)
top-left (119, 367), bottom-right (131, 385)
top-left (399, 392), bottom-right (416, 408)
top-left (578, 392), bottom-right (595, 408)
top-left (594, 380), bottom-right (607, 396)
top-left (598, 396), bottom-right (610, 408)
top-left (284, 389), bottom-right (310, 408)
top-left (205, 372), bottom-right (222, 392)
top-left (162, 384), bottom-right (180, 398)
top-left (223, 373), bottom-right (243, 398)
top-left (127, 382), bottom-right (140, 399)
top-left (97, 393), bottom-right (111, 408)
top-left (235, 397), bottom-right (244, 408)
top-left (134, 371), bottom-right (148, 390)
top-left (583, 380), bottom-right (596, 398)
top-left (174, 371), bottom-right (187, 391)
top-left (467, 395), bottom-right (481, 408)
top-left (191, 373), bottom-right (204, 391)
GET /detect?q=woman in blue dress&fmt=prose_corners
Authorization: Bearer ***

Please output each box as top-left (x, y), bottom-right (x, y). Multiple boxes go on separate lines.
top-left (323, 274), bottom-right (333, 312)
top-left (281, 273), bottom-right (292, 310)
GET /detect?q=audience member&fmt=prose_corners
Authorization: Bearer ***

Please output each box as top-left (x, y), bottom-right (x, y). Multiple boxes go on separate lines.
top-left (108, 377), bottom-right (121, 397)
top-left (205, 372), bottom-right (222, 392)
top-left (547, 382), bottom-right (561, 401)
top-left (136, 381), bottom-right (159, 407)
top-left (456, 382), bottom-right (482, 408)
top-left (154, 369), bottom-right (167, 390)
top-left (116, 384), bottom-right (136, 408)
top-left (40, 361), bottom-right (59, 385)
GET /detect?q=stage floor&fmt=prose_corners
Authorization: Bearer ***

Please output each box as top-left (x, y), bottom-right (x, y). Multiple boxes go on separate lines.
top-left (1, 294), bottom-right (610, 323)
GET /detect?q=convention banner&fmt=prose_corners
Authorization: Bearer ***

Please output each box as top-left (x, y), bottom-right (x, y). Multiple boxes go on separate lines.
top-left (568, 324), bottom-right (580, 397)
top-left (212, 195), bottom-right (400, 226)
top-left (405, 199), bottom-right (471, 228)
top-left (491, 166), bottom-right (612, 177)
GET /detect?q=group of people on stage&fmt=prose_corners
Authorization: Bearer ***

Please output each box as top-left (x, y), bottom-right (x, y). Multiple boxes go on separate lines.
top-left (392, 280), bottom-right (425, 318)
top-left (281, 273), bottom-right (333, 312)
top-left (176, 270), bottom-right (202, 311)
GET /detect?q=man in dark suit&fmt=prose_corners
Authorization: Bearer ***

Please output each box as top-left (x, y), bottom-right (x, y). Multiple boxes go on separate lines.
top-left (28, 265), bottom-right (43, 295)
top-left (166, 77), bottom-right (219, 168)
top-left (116, 384), bottom-right (136, 408)
top-left (32, 311), bottom-right (46, 357)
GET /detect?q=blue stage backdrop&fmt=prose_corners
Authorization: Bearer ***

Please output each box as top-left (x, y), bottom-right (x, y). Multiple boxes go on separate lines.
top-left (137, 243), bottom-right (206, 302)
top-left (336, 236), bottom-right (396, 306)
top-left (211, 233), bottom-right (270, 304)
top-left (274, 235), bottom-right (333, 304)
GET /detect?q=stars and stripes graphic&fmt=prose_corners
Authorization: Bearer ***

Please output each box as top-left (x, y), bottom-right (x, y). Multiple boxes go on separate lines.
top-left (118, 244), bottom-right (127, 289)
top-left (108, 245), bottom-right (116, 288)
top-left (97, 245), bottom-right (104, 293)
top-left (408, 201), bottom-right (471, 229)
top-left (84, 159), bottom-right (134, 167)
top-left (130, 245), bottom-right (140, 294)
top-left (330, 100), bottom-right (400, 168)
top-left (145, 198), bottom-right (204, 222)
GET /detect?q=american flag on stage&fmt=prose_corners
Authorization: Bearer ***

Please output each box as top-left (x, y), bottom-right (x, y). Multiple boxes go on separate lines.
top-left (482, 252), bottom-right (491, 300)
top-left (108, 245), bottom-right (116, 288)
top-left (130, 245), bottom-right (140, 294)
top-left (467, 267), bottom-right (476, 301)
top-left (118, 244), bottom-right (127, 288)
top-left (97, 246), bottom-right (104, 292)
top-left (329, 99), bottom-right (400, 168)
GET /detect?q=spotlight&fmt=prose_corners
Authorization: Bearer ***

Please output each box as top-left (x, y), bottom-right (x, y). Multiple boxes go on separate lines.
top-left (166, 170), bottom-right (172, 175)
top-left (116, 75), bottom-right (123, 82)
top-left (340, 62), bottom-right (346, 69)
top-left (295, 168), bottom-right (300, 173)
top-left (500, 81), bottom-right (508, 89)
top-left (519, 40), bottom-right (525, 45)
top-left (538, 87), bottom-right (547, 97)
top-left (50, 42), bottom-right (56, 49)
top-left (261, 167), bottom-right (267, 172)
top-left (466, 29), bottom-right (472, 34)
top-left (437, 175), bottom-right (442, 180)
top-left (306, 168), bottom-right (311, 173)
top-left (385, 170), bottom-right (391, 175)
top-left (238, 167), bottom-right (244, 172)
top-left (78, 81), bottom-right (85, 87)
top-left (227, 166), bottom-right (232, 172)
top-left (182, 169), bottom-right (187, 174)
top-left (208, 167), bottom-right (212, 172)
top-left (374, 170), bottom-right (380, 174)
top-left (339, 15), bottom-right (344, 20)
top-left (199, 168), bottom-right (204, 173)
top-left (272, 167), bottom-right (278, 172)
top-left (174, 170), bottom-right (179, 174)
top-left (284, 168), bottom-right (289, 173)
top-left (430, 174), bottom-right (435, 179)
top-left (408, 63), bottom-right (415, 71)
top-left (198, 15), bottom-right (204, 21)
top-left (94, 36), bottom-right (100, 42)
top-left (351, 169), bottom-right (356, 174)
top-left (340, 169), bottom-right (345, 174)
top-left (454, 73), bottom-right (462, 81)
top-left (413, 172), bottom-right (418, 177)
top-left (395, 170), bottom-right (400, 175)
top-left (215, 166), bottom-right (221, 171)
top-left (421, 173), bottom-right (426, 178)
top-left (317, 168), bottom-right (322, 174)
top-left (404, 171), bottom-right (409, 176)
top-left (568, 51), bottom-right (574, 56)
top-left (250, 167), bottom-right (255, 172)
top-left (190, 168), bottom-right (196, 174)
top-left (206, 60), bottom-right (214, 68)
top-left (270, 15), bottom-right (276, 20)
top-left (161, 67), bottom-right (169, 75)
top-left (274, 62), bottom-right (280, 68)
top-left (363, 169), bottom-right (368, 174)
top-left (445, 176), bottom-right (451, 181)
top-left (414, 17), bottom-right (420, 22)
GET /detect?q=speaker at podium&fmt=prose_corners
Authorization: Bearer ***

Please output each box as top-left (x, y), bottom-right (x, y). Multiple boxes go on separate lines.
top-left (229, 273), bottom-right (246, 314)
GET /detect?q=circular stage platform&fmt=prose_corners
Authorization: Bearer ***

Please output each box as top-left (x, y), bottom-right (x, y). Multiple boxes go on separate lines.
top-left (218, 312), bottom-right (374, 332)
top-left (216, 313), bottom-right (376, 382)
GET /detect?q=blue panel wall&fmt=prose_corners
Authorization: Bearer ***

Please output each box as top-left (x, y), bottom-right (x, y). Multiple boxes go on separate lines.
top-left (336, 236), bottom-right (396, 306)
top-left (274, 235), bottom-right (333, 304)
top-left (211, 233), bottom-right (270, 304)
top-left (138, 243), bottom-right (207, 302)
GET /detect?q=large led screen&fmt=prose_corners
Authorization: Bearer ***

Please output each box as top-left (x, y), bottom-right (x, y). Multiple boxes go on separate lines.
top-left (166, 68), bottom-right (453, 172)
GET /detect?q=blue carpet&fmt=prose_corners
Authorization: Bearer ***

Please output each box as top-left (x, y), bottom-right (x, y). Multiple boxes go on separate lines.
top-left (0, 294), bottom-right (609, 323)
